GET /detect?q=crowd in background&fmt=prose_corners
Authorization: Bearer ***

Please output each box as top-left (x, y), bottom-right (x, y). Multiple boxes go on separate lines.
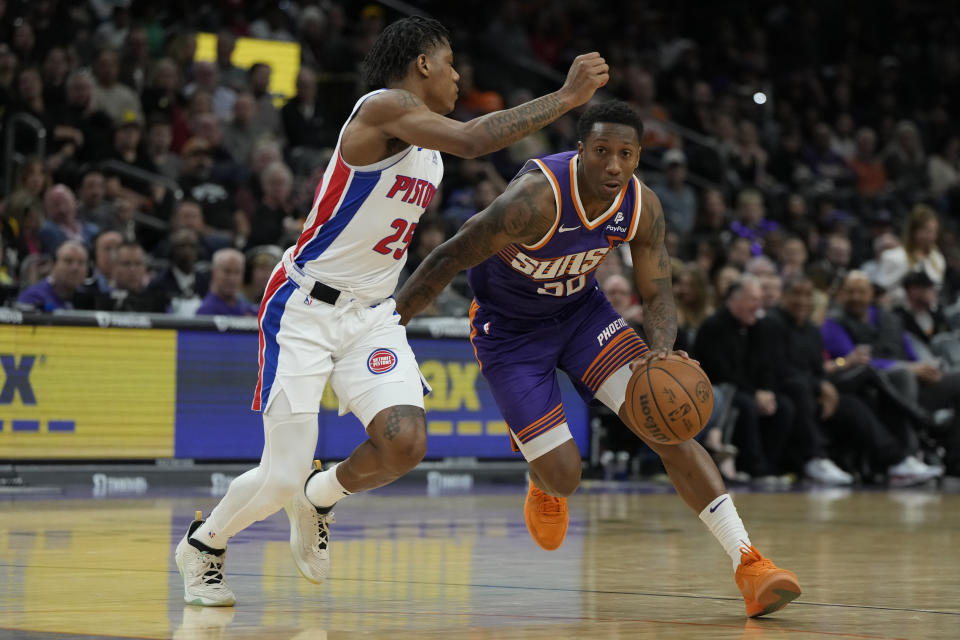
top-left (1, 0), bottom-right (959, 483)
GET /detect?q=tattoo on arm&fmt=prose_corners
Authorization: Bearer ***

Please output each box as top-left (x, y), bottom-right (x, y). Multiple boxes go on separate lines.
top-left (643, 276), bottom-right (678, 353)
top-left (396, 177), bottom-right (553, 322)
top-left (382, 406), bottom-right (423, 440)
top-left (477, 94), bottom-right (565, 153)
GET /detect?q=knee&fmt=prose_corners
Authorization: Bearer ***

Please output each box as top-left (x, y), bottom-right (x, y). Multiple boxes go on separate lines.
top-left (381, 421), bottom-right (427, 475)
top-left (264, 469), bottom-right (304, 504)
top-left (532, 450), bottom-right (582, 497)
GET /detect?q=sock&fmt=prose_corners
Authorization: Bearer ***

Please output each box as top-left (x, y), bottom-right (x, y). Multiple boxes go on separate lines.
top-left (189, 517), bottom-right (227, 551)
top-left (699, 493), bottom-right (752, 571)
top-left (305, 462), bottom-right (351, 510)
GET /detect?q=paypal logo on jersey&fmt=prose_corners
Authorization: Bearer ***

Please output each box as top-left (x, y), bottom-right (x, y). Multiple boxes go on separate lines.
top-left (386, 175), bottom-right (438, 211)
top-left (605, 211), bottom-right (628, 234)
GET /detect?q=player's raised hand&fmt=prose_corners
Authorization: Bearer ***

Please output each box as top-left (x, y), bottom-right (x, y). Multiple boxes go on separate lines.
top-left (559, 52), bottom-right (609, 107)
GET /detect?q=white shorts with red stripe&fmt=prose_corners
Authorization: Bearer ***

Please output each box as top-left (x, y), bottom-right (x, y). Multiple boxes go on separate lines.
top-left (252, 263), bottom-right (426, 426)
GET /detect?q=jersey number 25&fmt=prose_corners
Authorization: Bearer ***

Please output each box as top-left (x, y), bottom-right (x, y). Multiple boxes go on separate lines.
top-left (372, 218), bottom-right (417, 260)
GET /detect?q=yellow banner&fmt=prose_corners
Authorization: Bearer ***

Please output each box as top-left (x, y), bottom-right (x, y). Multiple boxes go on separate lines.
top-left (0, 326), bottom-right (176, 458)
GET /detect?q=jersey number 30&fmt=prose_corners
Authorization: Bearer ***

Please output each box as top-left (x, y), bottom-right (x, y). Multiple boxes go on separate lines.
top-left (372, 218), bottom-right (417, 260)
top-left (537, 275), bottom-right (586, 297)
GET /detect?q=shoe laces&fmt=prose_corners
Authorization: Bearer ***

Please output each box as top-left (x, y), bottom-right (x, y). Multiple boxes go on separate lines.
top-left (738, 544), bottom-right (775, 574)
top-left (530, 485), bottom-right (566, 514)
top-left (313, 510), bottom-right (335, 550)
top-left (198, 553), bottom-right (226, 585)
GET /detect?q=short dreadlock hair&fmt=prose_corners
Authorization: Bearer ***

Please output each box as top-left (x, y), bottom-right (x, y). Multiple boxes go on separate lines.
top-left (362, 16), bottom-right (450, 89)
top-left (576, 100), bottom-right (644, 143)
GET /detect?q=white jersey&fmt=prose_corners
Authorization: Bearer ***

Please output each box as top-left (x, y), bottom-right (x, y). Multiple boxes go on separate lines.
top-left (289, 89), bottom-right (444, 301)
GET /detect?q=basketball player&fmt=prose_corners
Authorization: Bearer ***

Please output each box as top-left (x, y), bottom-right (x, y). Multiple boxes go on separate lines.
top-left (175, 16), bottom-right (609, 606)
top-left (395, 101), bottom-right (801, 618)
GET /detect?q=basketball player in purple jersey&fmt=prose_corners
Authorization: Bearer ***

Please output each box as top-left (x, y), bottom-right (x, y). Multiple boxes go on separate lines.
top-left (396, 101), bottom-right (801, 618)
top-left (174, 16), bottom-right (609, 607)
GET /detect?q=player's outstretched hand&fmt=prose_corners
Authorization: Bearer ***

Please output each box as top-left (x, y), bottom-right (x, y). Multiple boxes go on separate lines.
top-left (560, 52), bottom-right (609, 107)
top-left (628, 349), bottom-right (697, 372)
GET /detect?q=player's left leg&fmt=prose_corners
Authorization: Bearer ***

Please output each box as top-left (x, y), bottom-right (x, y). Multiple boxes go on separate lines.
top-left (595, 364), bottom-right (801, 617)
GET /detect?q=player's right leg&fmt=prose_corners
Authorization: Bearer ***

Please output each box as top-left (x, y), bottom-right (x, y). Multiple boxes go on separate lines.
top-left (468, 302), bottom-right (576, 550)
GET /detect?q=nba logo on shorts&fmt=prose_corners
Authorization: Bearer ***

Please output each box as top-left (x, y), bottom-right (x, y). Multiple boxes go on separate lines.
top-left (367, 348), bottom-right (398, 374)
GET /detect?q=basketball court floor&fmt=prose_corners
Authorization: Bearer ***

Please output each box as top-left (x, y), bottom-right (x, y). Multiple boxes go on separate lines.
top-left (1, 481), bottom-right (957, 639)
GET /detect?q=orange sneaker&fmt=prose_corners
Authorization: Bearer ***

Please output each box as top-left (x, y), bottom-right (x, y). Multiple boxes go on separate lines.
top-left (523, 479), bottom-right (568, 550)
top-left (735, 544), bottom-right (801, 617)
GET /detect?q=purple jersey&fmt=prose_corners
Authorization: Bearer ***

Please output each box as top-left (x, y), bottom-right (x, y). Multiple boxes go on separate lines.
top-left (467, 150), bottom-right (642, 319)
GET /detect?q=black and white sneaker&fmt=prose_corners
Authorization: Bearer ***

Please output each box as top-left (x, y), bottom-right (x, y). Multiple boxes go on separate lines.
top-left (285, 464), bottom-right (335, 583)
top-left (175, 512), bottom-right (236, 606)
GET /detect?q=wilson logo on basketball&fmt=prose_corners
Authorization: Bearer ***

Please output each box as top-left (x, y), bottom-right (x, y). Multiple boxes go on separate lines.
top-left (367, 349), bottom-right (398, 374)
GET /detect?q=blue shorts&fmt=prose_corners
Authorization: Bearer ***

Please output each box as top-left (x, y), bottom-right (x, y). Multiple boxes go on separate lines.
top-left (468, 287), bottom-right (648, 453)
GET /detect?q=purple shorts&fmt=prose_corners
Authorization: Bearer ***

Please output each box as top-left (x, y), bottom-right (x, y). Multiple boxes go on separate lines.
top-left (468, 287), bottom-right (648, 450)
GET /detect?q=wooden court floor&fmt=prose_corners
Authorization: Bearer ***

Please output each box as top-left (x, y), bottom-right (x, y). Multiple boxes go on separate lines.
top-left (1, 483), bottom-right (958, 639)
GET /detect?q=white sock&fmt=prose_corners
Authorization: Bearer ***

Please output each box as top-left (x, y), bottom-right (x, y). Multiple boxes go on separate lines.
top-left (305, 462), bottom-right (351, 509)
top-left (699, 493), bottom-right (752, 571)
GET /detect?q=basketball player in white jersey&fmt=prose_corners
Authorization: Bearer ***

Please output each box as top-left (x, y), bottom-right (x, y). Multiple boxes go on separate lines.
top-left (175, 16), bottom-right (609, 606)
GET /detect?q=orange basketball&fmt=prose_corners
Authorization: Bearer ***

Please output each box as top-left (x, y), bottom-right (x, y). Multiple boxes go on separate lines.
top-left (625, 355), bottom-right (713, 445)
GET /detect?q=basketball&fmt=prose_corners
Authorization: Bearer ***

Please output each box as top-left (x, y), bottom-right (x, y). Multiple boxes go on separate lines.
top-left (624, 355), bottom-right (713, 445)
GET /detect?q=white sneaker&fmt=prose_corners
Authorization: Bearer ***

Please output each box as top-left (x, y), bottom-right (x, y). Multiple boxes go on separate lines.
top-left (804, 458), bottom-right (854, 486)
top-left (175, 514), bottom-right (236, 607)
top-left (285, 479), bottom-right (335, 583)
top-left (888, 455), bottom-right (944, 486)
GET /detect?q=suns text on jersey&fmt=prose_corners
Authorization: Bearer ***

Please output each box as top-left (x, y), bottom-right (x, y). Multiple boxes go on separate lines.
top-left (509, 247), bottom-right (611, 280)
top-left (386, 175), bottom-right (438, 210)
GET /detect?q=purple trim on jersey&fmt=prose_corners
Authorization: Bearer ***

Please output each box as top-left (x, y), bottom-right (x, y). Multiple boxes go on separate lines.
top-left (295, 169), bottom-right (382, 267)
top-left (467, 151), bottom-right (640, 319)
top-left (257, 280), bottom-right (297, 411)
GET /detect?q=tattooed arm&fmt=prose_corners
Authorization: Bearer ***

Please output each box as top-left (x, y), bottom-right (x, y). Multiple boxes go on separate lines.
top-left (346, 53), bottom-right (608, 162)
top-left (395, 173), bottom-right (555, 324)
top-left (629, 185), bottom-right (679, 358)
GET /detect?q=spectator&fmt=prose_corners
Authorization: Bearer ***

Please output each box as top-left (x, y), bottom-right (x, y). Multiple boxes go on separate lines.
top-left (247, 162), bottom-right (295, 249)
top-left (148, 228), bottom-right (210, 316)
top-left (694, 276), bottom-right (797, 482)
top-left (145, 116), bottom-right (180, 182)
top-left (673, 263), bottom-right (713, 351)
top-left (16, 240), bottom-right (87, 311)
top-left (601, 273), bottom-right (642, 328)
top-left (281, 68), bottom-right (336, 152)
top-left (653, 149), bottom-right (697, 237)
top-left (214, 30), bottom-right (246, 91)
top-left (247, 63), bottom-right (282, 141)
top-left (92, 48), bottom-right (142, 125)
top-left (155, 198), bottom-right (228, 260)
top-left (222, 92), bottom-right (260, 165)
top-left (80, 241), bottom-right (167, 312)
top-left (895, 271), bottom-right (950, 347)
top-left (76, 169), bottom-right (115, 230)
top-left (884, 120), bottom-right (927, 199)
top-left (848, 127), bottom-right (888, 198)
top-left (928, 136), bottom-right (960, 201)
top-left (196, 248), bottom-right (257, 316)
top-left (821, 271), bottom-right (960, 475)
top-left (772, 275), bottom-right (941, 485)
top-left (778, 235), bottom-right (808, 279)
top-left (47, 69), bottom-right (115, 171)
top-left (178, 137), bottom-right (240, 239)
top-left (81, 230), bottom-right (123, 294)
top-left (184, 60), bottom-right (235, 122)
top-left (731, 120), bottom-right (768, 187)
top-left (876, 204), bottom-right (945, 297)
top-left (729, 189), bottom-right (777, 256)
top-left (39, 185), bottom-right (97, 253)
top-left (244, 245), bottom-right (282, 305)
